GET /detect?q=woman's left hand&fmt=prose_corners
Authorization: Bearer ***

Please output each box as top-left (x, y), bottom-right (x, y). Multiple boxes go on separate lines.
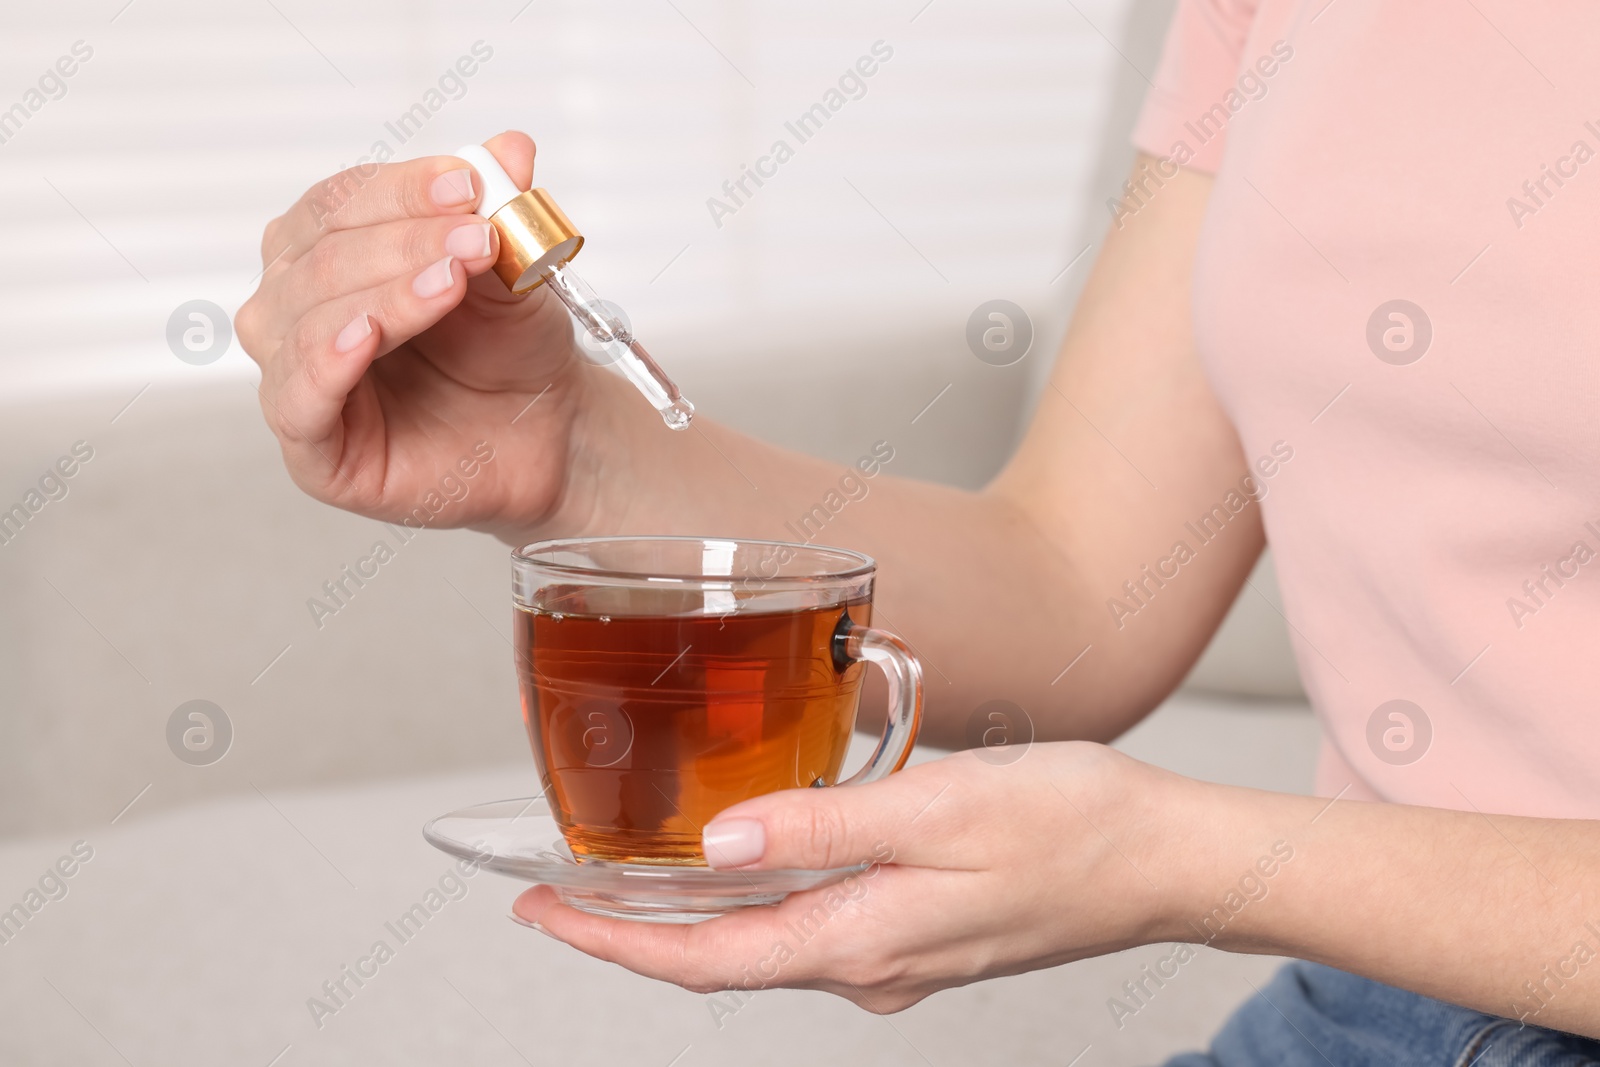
top-left (512, 742), bottom-right (1215, 1012)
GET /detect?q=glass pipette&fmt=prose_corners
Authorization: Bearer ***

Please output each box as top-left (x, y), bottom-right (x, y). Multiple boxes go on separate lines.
top-left (454, 143), bottom-right (694, 431)
top-left (538, 263), bottom-right (695, 430)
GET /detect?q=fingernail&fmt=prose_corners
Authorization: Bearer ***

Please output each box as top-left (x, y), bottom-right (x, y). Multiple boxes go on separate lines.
top-left (334, 313), bottom-right (372, 353)
top-left (413, 256), bottom-right (456, 298)
top-left (703, 817), bottom-right (765, 868)
top-left (509, 913), bottom-right (554, 937)
top-left (431, 168), bottom-right (476, 207)
top-left (445, 221), bottom-right (493, 260)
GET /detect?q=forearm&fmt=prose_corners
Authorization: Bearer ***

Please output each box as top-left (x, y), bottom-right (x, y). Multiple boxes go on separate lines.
top-left (514, 374), bottom-right (1256, 747)
top-left (526, 367), bottom-right (1119, 744)
top-left (1167, 777), bottom-right (1600, 1035)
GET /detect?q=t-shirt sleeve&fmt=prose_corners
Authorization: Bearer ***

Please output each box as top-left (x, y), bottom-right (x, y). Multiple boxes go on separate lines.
top-left (1132, 0), bottom-right (1260, 173)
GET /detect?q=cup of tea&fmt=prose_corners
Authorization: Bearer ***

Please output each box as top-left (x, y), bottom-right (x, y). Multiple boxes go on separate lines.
top-left (512, 536), bottom-right (923, 865)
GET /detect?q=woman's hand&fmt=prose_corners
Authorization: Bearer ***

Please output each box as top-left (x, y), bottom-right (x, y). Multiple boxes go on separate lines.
top-left (512, 743), bottom-right (1210, 1012)
top-left (518, 739), bottom-right (1600, 1037)
top-left (236, 131), bottom-right (592, 539)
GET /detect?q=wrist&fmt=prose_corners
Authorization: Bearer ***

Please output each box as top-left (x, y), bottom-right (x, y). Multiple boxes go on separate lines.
top-left (1083, 752), bottom-right (1258, 947)
top-left (1120, 761), bottom-right (1227, 946)
top-left (479, 358), bottom-right (631, 547)
top-left (1142, 771), bottom-right (1317, 955)
top-left (1049, 747), bottom-right (1221, 948)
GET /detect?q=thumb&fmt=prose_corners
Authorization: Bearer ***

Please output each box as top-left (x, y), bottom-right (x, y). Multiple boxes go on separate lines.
top-left (701, 774), bottom-right (926, 872)
top-left (481, 129), bottom-right (535, 190)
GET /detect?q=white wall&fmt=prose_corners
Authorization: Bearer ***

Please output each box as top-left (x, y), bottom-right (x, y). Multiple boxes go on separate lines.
top-left (1, 0), bottom-right (1152, 396)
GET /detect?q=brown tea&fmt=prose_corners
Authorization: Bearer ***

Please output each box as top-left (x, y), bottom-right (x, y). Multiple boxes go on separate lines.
top-left (514, 600), bottom-right (871, 864)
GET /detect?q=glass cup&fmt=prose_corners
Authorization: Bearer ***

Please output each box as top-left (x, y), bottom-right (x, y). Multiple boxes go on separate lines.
top-left (511, 536), bottom-right (923, 865)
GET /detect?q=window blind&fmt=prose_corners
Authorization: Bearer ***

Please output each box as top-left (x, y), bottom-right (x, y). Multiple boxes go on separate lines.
top-left (0, 0), bottom-right (1139, 396)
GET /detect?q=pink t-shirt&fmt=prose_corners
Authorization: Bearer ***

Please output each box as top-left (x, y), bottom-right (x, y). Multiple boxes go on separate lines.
top-left (1133, 1), bottom-right (1600, 818)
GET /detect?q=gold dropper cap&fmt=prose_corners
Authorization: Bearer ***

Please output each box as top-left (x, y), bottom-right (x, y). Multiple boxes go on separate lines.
top-left (487, 189), bottom-right (584, 294)
top-left (454, 144), bottom-right (583, 294)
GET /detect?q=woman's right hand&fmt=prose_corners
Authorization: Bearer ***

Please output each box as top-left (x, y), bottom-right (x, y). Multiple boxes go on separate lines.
top-left (237, 130), bottom-right (595, 539)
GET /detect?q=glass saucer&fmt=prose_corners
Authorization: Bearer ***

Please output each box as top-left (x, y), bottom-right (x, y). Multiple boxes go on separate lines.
top-left (423, 797), bottom-right (867, 923)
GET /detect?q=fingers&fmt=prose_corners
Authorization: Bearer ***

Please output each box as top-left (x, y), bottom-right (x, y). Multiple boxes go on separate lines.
top-left (513, 863), bottom-right (919, 1007)
top-left (263, 131), bottom-right (535, 269)
top-left (512, 886), bottom-right (711, 987)
top-left (701, 763), bottom-right (954, 872)
top-left (265, 156), bottom-right (478, 269)
top-left (241, 132), bottom-right (533, 359)
top-left (510, 884), bottom-right (830, 994)
top-left (261, 255), bottom-right (469, 448)
top-left (255, 214), bottom-right (499, 340)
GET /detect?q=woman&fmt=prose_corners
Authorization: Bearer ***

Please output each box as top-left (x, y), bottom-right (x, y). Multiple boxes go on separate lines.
top-left (237, 1), bottom-right (1600, 1060)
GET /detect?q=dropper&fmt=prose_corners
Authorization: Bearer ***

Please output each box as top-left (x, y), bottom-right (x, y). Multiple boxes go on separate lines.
top-left (455, 144), bottom-right (694, 430)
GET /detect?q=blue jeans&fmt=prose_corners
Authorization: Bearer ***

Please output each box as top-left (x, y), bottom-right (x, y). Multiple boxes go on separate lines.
top-left (1164, 961), bottom-right (1600, 1067)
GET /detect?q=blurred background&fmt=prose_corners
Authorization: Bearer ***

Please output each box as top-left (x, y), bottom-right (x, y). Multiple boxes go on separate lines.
top-left (0, 2), bottom-right (1315, 1064)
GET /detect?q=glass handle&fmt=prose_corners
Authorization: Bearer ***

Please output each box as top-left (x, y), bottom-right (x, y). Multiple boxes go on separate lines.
top-left (834, 623), bottom-right (924, 786)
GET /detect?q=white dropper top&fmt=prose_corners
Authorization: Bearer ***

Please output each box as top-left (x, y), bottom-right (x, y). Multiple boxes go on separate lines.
top-left (454, 144), bottom-right (524, 218)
